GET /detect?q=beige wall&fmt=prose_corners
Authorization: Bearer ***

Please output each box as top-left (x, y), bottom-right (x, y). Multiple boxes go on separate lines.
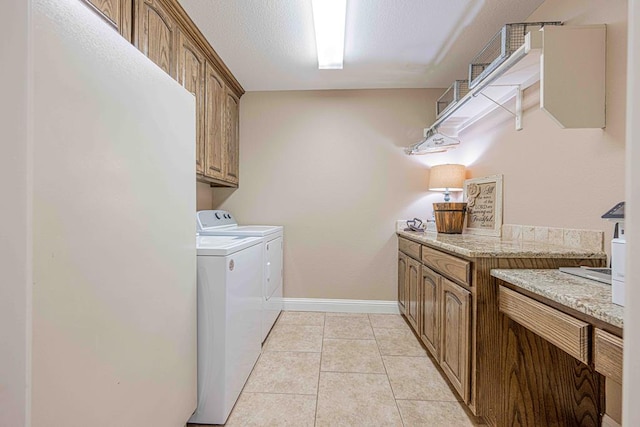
top-left (624, 0), bottom-right (639, 425)
top-left (0, 1), bottom-right (30, 425)
top-left (213, 0), bottom-right (626, 302)
top-left (213, 89), bottom-right (443, 300)
top-left (452, 2), bottom-right (628, 419)
top-left (419, 0), bottom-right (627, 252)
top-left (197, 181), bottom-right (214, 210)
top-left (30, 1), bottom-right (197, 425)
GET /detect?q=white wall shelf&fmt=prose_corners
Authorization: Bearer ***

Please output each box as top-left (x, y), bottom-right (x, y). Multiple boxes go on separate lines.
top-left (408, 25), bottom-right (606, 154)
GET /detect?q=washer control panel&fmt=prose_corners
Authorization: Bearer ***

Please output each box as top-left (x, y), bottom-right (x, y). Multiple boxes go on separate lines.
top-left (197, 210), bottom-right (238, 232)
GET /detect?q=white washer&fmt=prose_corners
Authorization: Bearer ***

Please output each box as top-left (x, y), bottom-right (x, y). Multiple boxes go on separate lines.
top-left (197, 210), bottom-right (284, 343)
top-left (189, 235), bottom-right (262, 425)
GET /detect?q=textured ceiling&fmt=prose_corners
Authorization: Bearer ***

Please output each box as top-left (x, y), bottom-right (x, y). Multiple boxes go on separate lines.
top-left (178, 0), bottom-right (545, 91)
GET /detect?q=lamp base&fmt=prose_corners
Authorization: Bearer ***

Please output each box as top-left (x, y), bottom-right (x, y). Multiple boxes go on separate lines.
top-left (433, 203), bottom-right (467, 234)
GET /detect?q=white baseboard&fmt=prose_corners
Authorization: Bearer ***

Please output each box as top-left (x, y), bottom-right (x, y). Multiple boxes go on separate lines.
top-left (282, 298), bottom-right (400, 314)
top-left (602, 414), bottom-right (621, 427)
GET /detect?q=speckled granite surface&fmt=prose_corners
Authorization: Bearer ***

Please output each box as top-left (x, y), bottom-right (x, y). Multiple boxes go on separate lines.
top-left (491, 269), bottom-right (623, 329)
top-left (396, 224), bottom-right (607, 259)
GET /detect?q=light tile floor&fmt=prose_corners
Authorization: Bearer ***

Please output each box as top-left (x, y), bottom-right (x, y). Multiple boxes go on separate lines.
top-left (213, 311), bottom-right (483, 426)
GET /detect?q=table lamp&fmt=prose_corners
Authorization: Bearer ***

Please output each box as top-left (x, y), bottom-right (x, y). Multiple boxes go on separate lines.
top-left (429, 164), bottom-right (467, 233)
top-left (428, 164), bottom-right (466, 201)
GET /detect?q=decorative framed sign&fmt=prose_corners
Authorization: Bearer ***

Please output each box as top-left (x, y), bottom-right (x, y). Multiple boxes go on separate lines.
top-left (463, 174), bottom-right (503, 236)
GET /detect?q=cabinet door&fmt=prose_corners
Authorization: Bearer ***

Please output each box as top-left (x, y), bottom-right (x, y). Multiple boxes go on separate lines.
top-left (441, 278), bottom-right (470, 402)
top-left (406, 256), bottom-right (420, 331)
top-left (420, 266), bottom-right (441, 360)
top-left (397, 252), bottom-right (407, 315)
top-left (135, 0), bottom-right (178, 78)
top-left (203, 62), bottom-right (226, 180)
top-left (176, 31), bottom-right (206, 174)
top-left (224, 89), bottom-right (240, 185)
top-left (83, 0), bottom-right (132, 40)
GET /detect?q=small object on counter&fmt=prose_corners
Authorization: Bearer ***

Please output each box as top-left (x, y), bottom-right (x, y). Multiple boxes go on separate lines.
top-left (433, 202), bottom-right (467, 234)
top-left (404, 218), bottom-right (425, 232)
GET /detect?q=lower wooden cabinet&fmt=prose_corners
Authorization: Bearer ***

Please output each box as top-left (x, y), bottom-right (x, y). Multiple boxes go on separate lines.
top-left (419, 266), bottom-right (441, 360)
top-left (398, 252), bottom-right (407, 315)
top-left (440, 278), bottom-right (471, 402)
top-left (399, 243), bottom-right (470, 402)
top-left (417, 265), bottom-right (470, 402)
top-left (398, 238), bottom-right (420, 329)
top-left (594, 328), bottom-right (623, 384)
top-left (497, 283), bottom-right (606, 426)
top-left (398, 234), bottom-right (607, 425)
top-left (406, 256), bottom-right (420, 331)
top-left (499, 286), bottom-right (590, 364)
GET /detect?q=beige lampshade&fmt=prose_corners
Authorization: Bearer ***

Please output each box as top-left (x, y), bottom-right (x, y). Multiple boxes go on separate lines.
top-left (428, 164), bottom-right (466, 191)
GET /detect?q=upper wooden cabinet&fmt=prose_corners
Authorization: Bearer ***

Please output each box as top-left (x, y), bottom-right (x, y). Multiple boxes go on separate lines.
top-left (203, 63), bottom-right (225, 181)
top-left (83, 0), bottom-right (132, 41)
top-left (134, 0), bottom-right (241, 186)
top-left (224, 90), bottom-right (240, 185)
top-left (176, 31), bottom-right (206, 174)
top-left (97, 0), bottom-right (245, 186)
top-left (134, 0), bottom-right (178, 78)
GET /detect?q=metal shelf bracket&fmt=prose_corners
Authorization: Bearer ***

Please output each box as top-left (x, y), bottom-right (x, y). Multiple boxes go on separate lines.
top-left (476, 85), bottom-right (524, 131)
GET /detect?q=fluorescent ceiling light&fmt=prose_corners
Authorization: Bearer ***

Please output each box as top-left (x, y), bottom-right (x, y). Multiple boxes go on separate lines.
top-left (311, 0), bottom-right (346, 69)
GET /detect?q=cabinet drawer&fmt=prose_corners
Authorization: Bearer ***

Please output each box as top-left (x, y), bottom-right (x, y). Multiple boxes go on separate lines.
top-left (421, 245), bottom-right (470, 285)
top-left (399, 237), bottom-right (421, 260)
top-left (594, 328), bottom-right (623, 384)
top-left (499, 286), bottom-right (590, 364)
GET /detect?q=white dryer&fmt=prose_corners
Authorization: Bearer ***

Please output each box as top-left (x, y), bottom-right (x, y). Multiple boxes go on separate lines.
top-left (197, 210), bottom-right (284, 343)
top-left (189, 235), bottom-right (262, 425)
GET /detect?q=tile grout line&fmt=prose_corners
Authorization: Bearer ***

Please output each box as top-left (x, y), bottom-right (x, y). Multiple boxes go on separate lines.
top-left (313, 313), bottom-right (326, 427)
top-left (318, 370), bottom-right (391, 376)
top-left (394, 397), bottom-right (462, 403)
top-left (376, 353), bottom-right (428, 358)
top-left (241, 390), bottom-right (320, 397)
top-left (369, 313), bottom-right (407, 427)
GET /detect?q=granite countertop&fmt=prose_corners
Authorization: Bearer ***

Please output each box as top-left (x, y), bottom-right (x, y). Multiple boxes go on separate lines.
top-left (397, 229), bottom-right (607, 259)
top-left (491, 269), bottom-right (623, 329)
